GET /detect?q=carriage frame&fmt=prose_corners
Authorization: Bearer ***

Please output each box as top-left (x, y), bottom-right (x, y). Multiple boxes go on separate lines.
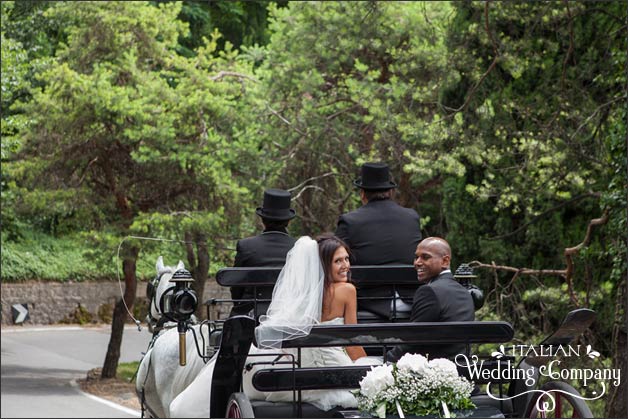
top-left (140, 264), bottom-right (597, 418)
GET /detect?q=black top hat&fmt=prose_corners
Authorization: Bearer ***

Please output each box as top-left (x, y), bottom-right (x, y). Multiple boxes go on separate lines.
top-left (353, 162), bottom-right (398, 190)
top-left (256, 189), bottom-right (296, 221)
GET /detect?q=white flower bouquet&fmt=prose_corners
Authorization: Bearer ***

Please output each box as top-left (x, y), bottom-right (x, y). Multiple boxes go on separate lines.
top-left (356, 354), bottom-right (475, 418)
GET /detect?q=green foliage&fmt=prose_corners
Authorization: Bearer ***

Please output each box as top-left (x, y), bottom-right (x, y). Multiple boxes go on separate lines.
top-left (129, 210), bottom-right (237, 275)
top-left (117, 361), bottom-right (140, 382)
top-left (1, 2), bottom-right (44, 238)
top-left (78, 230), bottom-right (177, 281)
top-left (1, 1), bottom-right (62, 59)
top-left (442, 2), bottom-right (621, 227)
top-left (97, 303), bottom-right (114, 324)
top-left (1, 230), bottom-right (112, 281)
top-left (434, 3), bottom-right (626, 370)
top-left (0, 228), bottom-right (197, 282)
top-left (601, 106), bottom-right (627, 286)
top-left (176, 1), bottom-right (279, 56)
top-left (5, 1), bottom-right (265, 276)
top-left (1, 31), bottom-right (28, 128)
top-left (255, 2), bottom-right (458, 233)
top-left (59, 304), bottom-right (94, 324)
top-left (1, 4), bottom-right (626, 411)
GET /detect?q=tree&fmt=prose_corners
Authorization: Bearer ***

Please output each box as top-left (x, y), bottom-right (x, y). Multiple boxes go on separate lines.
top-left (1, 8), bottom-right (28, 239)
top-left (1, 1), bottom-right (58, 239)
top-left (12, 1), bottom-right (261, 378)
top-left (4, 4), bottom-right (625, 413)
top-left (602, 106), bottom-right (627, 418)
top-left (253, 2), bottom-right (455, 233)
top-left (255, 4), bottom-right (626, 414)
top-left (438, 4), bottom-right (626, 415)
top-left (176, 1), bottom-right (282, 56)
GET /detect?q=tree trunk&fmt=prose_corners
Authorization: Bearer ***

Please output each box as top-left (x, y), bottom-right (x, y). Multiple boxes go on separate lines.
top-left (185, 231), bottom-right (210, 320)
top-left (607, 278), bottom-right (627, 418)
top-left (101, 245), bottom-right (139, 378)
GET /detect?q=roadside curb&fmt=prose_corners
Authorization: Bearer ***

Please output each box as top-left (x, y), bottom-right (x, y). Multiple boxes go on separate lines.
top-left (70, 379), bottom-right (141, 417)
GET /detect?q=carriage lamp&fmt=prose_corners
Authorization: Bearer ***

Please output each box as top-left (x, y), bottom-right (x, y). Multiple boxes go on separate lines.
top-left (454, 263), bottom-right (485, 310)
top-left (161, 269), bottom-right (198, 323)
top-left (166, 268), bottom-right (198, 366)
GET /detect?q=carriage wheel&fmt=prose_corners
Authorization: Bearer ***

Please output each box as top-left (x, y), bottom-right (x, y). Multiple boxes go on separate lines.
top-left (525, 381), bottom-right (593, 418)
top-left (225, 392), bottom-right (255, 418)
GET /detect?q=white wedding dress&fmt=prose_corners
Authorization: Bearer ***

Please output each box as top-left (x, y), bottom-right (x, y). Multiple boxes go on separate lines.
top-left (245, 317), bottom-right (382, 411)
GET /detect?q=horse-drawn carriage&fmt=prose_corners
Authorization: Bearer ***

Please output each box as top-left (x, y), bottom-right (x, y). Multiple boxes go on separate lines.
top-left (137, 261), bottom-right (597, 418)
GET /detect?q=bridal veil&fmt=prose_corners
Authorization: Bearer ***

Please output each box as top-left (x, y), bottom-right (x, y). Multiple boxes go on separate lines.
top-left (255, 236), bottom-right (324, 349)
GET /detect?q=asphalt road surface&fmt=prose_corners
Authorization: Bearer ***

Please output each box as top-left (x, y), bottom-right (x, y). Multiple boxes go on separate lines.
top-left (1, 324), bottom-right (152, 418)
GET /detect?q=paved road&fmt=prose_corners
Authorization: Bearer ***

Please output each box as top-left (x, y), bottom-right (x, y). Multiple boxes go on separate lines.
top-left (1, 324), bottom-right (153, 418)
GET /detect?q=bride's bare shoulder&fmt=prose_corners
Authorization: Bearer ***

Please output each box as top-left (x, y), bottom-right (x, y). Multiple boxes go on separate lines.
top-left (332, 281), bottom-right (357, 297)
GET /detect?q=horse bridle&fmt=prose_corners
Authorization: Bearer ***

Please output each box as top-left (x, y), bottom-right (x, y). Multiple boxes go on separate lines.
top-left (146, 271), bottom-right (164, 306)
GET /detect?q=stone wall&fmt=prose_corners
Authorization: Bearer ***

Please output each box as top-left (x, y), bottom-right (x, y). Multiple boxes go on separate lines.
top-left (0, 279), bottom-right (232, 325)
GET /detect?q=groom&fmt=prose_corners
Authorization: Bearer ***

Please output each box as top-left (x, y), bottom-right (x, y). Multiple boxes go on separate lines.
top-left (386, 237), bottom-right (474, 362)
top-left (230, 188), bottom-right (297, 317)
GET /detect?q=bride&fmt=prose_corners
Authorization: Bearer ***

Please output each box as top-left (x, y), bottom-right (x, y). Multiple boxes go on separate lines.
top-left (169, 234), bottom-right (379, 417)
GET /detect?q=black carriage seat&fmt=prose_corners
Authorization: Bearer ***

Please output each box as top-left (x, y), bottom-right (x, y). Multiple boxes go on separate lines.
top-left (351, 265), bottom-right (418, 322)
top-left (211, 265), bottom-right (421, 324)
top-left (209, 315), bottom-right (256, 418)
top-left (214, 267), bottom-right (283, 320)
top-left (279, 321), bottom-right (515, 362)
top-left (246, 321), bottom-right (514, 418)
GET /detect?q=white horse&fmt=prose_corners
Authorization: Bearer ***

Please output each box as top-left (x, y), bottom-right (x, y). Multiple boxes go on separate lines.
top-left (136, 257), bottom-right (209, 418)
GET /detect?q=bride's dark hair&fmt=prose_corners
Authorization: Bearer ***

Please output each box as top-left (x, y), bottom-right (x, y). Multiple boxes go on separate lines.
top-left (315, 233), bottom-right (352, 302)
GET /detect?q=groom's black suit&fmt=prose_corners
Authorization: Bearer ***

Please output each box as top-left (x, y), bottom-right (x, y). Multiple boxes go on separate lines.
top-left (230, 229), bottom-right (296, 317)
top-left (335, 199), bottom-right (422, 318)
top-left (386, 271), bottom-right (475, 362)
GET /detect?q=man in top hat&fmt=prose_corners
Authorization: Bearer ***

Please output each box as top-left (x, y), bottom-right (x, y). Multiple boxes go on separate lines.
top-left (335, 162), bottom-right (422, 319)
top-left (230, 188), bottom-right (297, 317)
